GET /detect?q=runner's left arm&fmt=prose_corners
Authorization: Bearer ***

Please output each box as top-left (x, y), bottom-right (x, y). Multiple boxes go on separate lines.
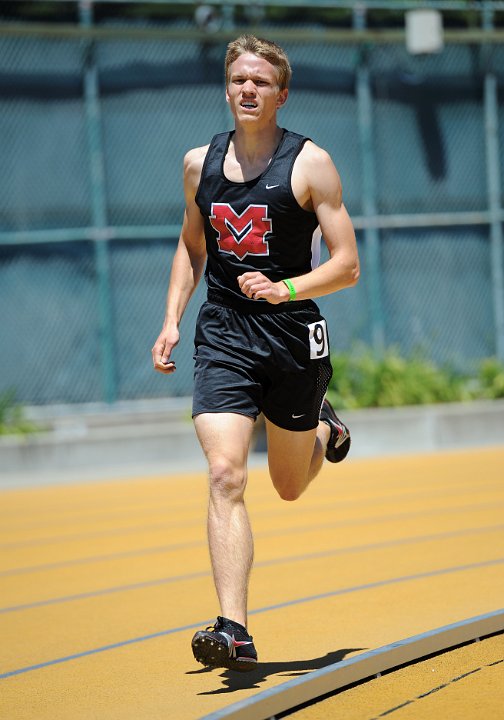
top-left (238, 143), bottom-right (359, 304)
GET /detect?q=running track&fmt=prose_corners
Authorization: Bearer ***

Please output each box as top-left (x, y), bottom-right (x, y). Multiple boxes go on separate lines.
top-left (1, 448), bottom-right (503, 718)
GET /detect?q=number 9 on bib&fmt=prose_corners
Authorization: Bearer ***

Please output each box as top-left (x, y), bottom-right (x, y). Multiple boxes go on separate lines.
top-left (308, 319), bottom-right (329, 359)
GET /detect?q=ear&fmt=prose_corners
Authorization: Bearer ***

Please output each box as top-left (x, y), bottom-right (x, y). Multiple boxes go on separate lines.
top-left (277, 88), bottom-right (288, 108)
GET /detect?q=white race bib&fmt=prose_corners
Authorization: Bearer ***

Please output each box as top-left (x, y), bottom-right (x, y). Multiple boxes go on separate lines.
top-left (308, 319), bottom-right (329, 359)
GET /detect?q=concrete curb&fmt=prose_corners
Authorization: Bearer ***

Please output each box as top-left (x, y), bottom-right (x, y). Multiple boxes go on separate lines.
top-left (342, 398), bottom-right (504, 458)
top-left (199, 609), bottom-right (504, 720)
top-left (1, 398), bottom-right (503, 484)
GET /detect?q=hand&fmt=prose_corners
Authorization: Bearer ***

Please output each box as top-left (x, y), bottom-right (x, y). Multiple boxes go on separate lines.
top-left (152, 326), bottom-right (179, 374)
top-left (237, 272), bottom-right (290, 304)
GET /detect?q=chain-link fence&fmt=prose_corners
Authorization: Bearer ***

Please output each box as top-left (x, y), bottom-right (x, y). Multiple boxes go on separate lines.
top-left (0, 4), bottom-right (503, 406)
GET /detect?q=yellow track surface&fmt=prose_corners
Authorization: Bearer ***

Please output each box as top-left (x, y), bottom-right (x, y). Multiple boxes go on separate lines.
top-left (1, 447), bottom-right (503, 719)
top-left (291, 633), bottom-right (504, 719)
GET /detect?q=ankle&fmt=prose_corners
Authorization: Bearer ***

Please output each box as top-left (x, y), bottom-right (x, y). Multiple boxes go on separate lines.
top-left (221, 615), bottom-right (248, 633)
top-left (318, 419), bottom-right (331, 449)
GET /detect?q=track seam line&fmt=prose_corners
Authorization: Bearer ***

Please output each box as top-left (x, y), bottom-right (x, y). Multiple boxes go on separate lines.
top-left (1, 524), bottom-right (503, 613)
top-left (0, 484), bottom-right (504, 551)
top-left (1, 557), bottom-right (503, 680)
top-left (2, 500), bottom-right (503, 575)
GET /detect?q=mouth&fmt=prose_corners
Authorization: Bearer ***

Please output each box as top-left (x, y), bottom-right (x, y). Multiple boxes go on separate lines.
top-left (240, 101), bottom-right (258, 110)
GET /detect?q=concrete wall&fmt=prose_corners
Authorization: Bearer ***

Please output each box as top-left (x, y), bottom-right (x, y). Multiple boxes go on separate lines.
top-left (1, 398), bottom-right (503, 487)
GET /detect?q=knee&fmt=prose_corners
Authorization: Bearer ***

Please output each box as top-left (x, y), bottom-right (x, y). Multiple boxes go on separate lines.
top-left (208, 458), bottom-right (247, 501)
top-left (276, 486), bottom-right (302, 502)
top-left (271, 472), bottom-right (304, 502)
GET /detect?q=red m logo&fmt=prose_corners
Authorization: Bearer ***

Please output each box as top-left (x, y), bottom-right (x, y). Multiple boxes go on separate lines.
top-left (210, 203), bottom-right (271, 261)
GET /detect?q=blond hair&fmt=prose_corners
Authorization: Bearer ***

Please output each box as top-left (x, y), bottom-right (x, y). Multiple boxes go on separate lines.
top-left (225, 35), bottom-right (292, 91)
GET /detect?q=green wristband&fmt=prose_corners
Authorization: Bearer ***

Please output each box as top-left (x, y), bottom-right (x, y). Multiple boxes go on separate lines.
top-left (282, 278), bottom-right (297, 301)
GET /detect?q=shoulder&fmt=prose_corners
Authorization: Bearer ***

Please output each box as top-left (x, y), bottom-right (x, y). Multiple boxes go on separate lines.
top-left (184, 144), bottom-right (209, 178)
top-left (300, 141), bottom-right (341, 190)
top-left (293, 140), bottom-right (342, 209)
top-left (298, 140), bottom-right (336, 173)
top-left (183, 144), bottom-right (210, 194)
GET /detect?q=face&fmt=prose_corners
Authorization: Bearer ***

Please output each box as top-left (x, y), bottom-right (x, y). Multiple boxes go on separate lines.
top-left (226, 53), bottom-right (288, 125)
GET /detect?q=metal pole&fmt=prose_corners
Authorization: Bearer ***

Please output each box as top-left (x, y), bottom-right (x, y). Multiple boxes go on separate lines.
top-left (80, 0), bottom-right (117, 402)
top-left (355, 6), bottom-right (385, 353)
top-left (483, 8), bottom-right (504, 361)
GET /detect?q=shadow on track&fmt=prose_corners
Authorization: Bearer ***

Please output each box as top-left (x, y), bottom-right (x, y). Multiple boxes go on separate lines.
top-left (187, 647), bottom-right (364, 694)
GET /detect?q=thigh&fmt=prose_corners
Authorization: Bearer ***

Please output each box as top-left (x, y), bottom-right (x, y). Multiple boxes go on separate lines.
top-left (265, 418), bottom-right (318, 488)
top-left (194, 412), bottom-right (255, 468)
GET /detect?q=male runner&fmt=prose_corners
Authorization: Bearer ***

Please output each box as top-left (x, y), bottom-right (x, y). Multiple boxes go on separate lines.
top-left (152, 35), bottom-right (360, 671)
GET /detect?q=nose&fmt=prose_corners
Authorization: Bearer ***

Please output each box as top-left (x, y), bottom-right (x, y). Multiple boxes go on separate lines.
top-left (242, 79), bottom-right (256, 94)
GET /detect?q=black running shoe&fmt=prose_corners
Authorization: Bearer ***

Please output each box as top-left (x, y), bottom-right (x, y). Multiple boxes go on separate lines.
top-left (191, 616), bottom-right (258, 672)
top-left (320, 398), bottom-right (351, 463)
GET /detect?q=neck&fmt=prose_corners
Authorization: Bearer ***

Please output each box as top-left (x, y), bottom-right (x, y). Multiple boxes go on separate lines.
top-left (232, 123), bottom-right (283, 165)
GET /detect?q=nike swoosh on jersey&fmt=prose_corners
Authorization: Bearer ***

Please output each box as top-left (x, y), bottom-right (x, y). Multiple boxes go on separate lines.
top-left (265, 184), bottom-right (280, 189)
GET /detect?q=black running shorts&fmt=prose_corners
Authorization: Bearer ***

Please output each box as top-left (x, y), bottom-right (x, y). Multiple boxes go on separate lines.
top-left (192, 297), bottom-right (333, 432)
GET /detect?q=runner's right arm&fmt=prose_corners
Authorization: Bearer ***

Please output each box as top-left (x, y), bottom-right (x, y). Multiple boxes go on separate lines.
top-left (152, 147), bottom-right (208, 375)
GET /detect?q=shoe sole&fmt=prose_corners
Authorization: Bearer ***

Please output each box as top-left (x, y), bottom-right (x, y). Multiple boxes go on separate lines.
top-left (192, 632), bottom-right (258, 672)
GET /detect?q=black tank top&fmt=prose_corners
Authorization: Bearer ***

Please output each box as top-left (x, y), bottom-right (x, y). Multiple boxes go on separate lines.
top-left (195, 129), bottom-right (319, 308)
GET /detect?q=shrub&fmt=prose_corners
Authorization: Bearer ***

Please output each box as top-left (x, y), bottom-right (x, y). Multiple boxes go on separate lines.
top-left (327, 347), bottom-right (503, 410)
top-left (476, 358), bottom-right (504, 399)
top-left (0, 390), bottom-right (39, 436)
